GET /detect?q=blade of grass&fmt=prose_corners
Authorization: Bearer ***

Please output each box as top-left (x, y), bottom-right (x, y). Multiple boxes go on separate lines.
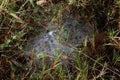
top-left (28, 0), bottom-right (35, 8)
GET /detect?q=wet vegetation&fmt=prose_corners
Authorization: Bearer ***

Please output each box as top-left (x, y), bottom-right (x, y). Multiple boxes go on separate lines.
top-left (0, 0), bottom-right (120, 80)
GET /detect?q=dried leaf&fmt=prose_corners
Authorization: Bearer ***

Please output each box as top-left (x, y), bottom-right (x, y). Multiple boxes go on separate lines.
top-left (51, 61), bottom-right (57, 67)
top-left (36, 0), bottom-right (47, 6)
top-left (11, 72), bottom-right (15, 80)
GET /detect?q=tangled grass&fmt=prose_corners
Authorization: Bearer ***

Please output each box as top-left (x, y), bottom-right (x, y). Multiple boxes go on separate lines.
top-left (0, 0), bottom-right (120, 79)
